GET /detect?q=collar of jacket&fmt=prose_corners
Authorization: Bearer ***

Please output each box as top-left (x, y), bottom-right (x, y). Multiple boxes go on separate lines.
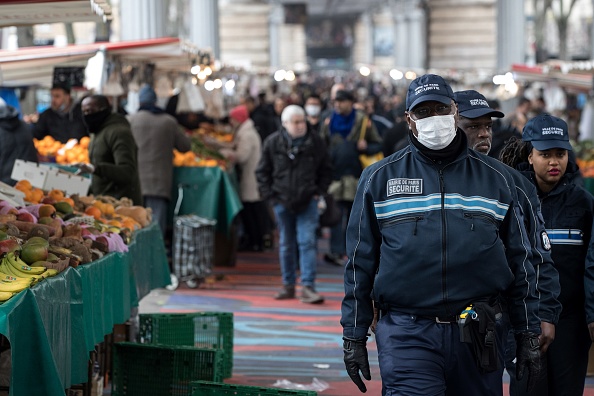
top-left (280, 128), bottom-right (314, 149)
top-left (407, 128), bottom-right (468, 165)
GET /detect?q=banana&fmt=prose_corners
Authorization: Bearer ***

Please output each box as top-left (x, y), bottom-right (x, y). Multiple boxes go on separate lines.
top-left (48, 246), bottom-right (73, 256)
top-left (6, 252), bottom-right (46, 276)
top-left (0, 291), bottom-right (14, 302)
top-left (44, 269), bottom-right (59, 277)
top-left (0, 259), bottom-right (20, 278)
top-left (0, 279), bottom-right (30, 293)
top-left (0, 269), bottom-right (20, 282)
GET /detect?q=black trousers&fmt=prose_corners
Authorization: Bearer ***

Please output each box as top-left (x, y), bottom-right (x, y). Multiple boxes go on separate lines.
top-left (509, 308), bottom-right (591, 396)
top-left (239, 200), bottom-right (267, 251)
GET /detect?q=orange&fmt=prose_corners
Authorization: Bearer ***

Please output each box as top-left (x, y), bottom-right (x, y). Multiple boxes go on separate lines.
top-left (60, 197), bottom-right (75, 207)
top-left (31, 188), bottom-right (44, 204)
top-left (84, 206), bottom-right (102, 220)
top-left (48, 189), bottom-right (65, 201)
top-left (79, 137), bottom-right (90, 148)
top-left (14, 180), bottom-right (32, 191)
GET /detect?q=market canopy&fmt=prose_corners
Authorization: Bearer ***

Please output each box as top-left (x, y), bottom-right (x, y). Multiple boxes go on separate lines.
top-left (0, 0), bottom-right (112, 27)
top-left (511, 62), bottom-right (594, 93)
top-left (0, 37), bottom-right (195, 86)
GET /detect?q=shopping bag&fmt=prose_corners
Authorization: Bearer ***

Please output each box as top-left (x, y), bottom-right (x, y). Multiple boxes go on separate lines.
top-left (358, 116), bottom-right (383, 168)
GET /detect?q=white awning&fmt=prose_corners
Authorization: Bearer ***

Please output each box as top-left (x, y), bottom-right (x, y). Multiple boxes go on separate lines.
top-left (0, 0), bottom-right (112, 27)
top-left (0, 37), bottom-right (190, 86)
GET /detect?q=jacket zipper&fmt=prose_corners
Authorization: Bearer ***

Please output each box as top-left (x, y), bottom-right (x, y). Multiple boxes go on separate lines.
top-left (382, 215), bottom-right (424, 235)
top-left (439, 169), bottom-right (449, 312)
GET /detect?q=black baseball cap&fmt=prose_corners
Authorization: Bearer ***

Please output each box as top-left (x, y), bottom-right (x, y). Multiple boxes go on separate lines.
top-left (522, 114), bottom-right (572, 151)
top-left (406, 74), bottom-right (454, 111)
top-left (334, 90), bottom-right (355, 102)
top-left (454, 90), bottom-right (504, 119)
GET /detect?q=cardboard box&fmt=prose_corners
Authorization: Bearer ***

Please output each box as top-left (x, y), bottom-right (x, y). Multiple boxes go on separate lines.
top-left (11, 160), bottom-right (91, 196)
top-left (0, 181), bottom-right (25, 207)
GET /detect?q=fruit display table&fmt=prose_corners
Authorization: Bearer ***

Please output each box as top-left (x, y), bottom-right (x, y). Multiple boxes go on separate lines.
top-left (0, 222), bottom-right (170, 395)
top-left (585, 178), bottom-right (594, 196)
top-left (169, 166), bottom-right (242, 235)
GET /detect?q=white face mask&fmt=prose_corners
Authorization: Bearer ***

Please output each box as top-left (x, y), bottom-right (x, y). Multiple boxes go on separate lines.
top-left (413, 114), bottom-right (457, 150)
top-left (305, 104), bottom-right (321, 117)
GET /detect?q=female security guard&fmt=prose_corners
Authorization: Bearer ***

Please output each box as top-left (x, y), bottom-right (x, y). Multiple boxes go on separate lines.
top-left (500, 114), bottom-right (594, 396)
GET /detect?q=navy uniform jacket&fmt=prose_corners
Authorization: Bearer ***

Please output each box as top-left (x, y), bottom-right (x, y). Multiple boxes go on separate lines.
top-left (521, 167), bottom-right (594, 324)
top-left (341, 133), bottom-right (541, 340)
top-left (506, 164), bottom-right (561, 325)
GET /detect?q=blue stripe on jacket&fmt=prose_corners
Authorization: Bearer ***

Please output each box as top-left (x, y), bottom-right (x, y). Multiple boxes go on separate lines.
top-left (546, 229), bottom-right (584, 245)
top-left (374, 193), bottom-right (509, 220)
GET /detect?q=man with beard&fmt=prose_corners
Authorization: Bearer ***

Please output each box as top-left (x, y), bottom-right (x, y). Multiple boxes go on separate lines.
top-left (74, 95), bottom-right (142, 205)
top-left (453, 90), bottom-right (504, 155)
top-left (33, 83), bottom-right (88, 143)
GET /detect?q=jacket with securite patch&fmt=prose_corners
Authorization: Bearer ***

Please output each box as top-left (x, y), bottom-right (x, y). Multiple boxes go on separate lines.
top-left (341, 136), bottom-right (540, 340)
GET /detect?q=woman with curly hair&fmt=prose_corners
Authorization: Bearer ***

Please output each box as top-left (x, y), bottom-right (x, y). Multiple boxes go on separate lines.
top-left (499, 114), bottom-right (594, 396)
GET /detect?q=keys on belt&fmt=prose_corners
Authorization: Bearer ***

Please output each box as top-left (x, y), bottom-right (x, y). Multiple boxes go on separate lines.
top-left (434, 315), bottom-right (459, 324)
top-left (419, 315), bottom-right (459, 323)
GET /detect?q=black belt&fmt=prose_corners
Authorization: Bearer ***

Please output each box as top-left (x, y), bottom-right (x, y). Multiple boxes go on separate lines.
top-left (386, 301), bottom-right (503, 324)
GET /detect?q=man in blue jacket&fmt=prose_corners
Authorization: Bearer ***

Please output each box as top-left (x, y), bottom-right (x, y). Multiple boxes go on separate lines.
top-left (455, 90), bottom-right (562, 394)
top-left (341, 74), bottom-right (542, 395)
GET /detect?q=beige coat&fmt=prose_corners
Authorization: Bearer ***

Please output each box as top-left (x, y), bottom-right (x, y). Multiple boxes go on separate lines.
top-left (221, 119), bottom-right (262, 202)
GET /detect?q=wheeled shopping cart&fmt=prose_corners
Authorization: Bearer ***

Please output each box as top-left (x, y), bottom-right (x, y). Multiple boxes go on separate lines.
top-left (168, 185), bottom-right (217, 290)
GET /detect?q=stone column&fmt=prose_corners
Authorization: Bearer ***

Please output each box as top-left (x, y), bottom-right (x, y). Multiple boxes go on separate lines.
top-left (497, 0), bottom-right (525, 71)
top-left (269, 3), bottom-right (283, 68)
top-left (361, 12), bottom-right (374, 64)
top-left (120, 0), bottom-right (166, 40)
top-left (189, 0), bottom-right (220, 58)
top-left (392, 0), bottom-right (426, 69)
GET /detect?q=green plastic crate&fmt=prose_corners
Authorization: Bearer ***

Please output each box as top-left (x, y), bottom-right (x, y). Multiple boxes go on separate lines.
top-left (139, 312), bottom-right (234, 378)
top-left (190, 381), bottom-right (318, 396)
top-left (112, 342), bottom-right (223, 396)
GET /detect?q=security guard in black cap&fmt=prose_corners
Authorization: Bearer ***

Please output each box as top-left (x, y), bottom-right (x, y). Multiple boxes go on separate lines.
top-left (341, 74), bottom-right (542, 395)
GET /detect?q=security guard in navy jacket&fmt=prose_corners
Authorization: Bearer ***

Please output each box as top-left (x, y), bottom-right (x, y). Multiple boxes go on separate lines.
top-left (500, 114), bottom-right (594, 396)
top-left (454, 90), bottom-right (561, 352)
top-left (341, 74), bottom-right (542, 395)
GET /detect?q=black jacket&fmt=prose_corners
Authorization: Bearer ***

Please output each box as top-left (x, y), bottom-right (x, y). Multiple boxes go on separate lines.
top-left (0, 106), bottom-right (38, 185)
top-left (521, 165), bottom-right (594, 322)
top-left (33, 102), bottom-right (88, 143)
top-left (256, 129), bottom-right (333, 213)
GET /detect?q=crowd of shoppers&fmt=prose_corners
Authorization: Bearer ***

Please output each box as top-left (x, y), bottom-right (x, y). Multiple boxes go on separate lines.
top-left (3, 69), bottom-right (594, 394)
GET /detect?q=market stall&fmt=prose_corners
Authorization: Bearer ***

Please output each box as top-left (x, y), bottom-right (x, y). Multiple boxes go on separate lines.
top-left (0, 221), bottom-right (169, 395)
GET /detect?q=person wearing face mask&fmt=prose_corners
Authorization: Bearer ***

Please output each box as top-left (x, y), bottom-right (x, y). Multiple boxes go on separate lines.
top-left (33, 83), bottom-right (88, 143)
top-left (75, 94), bottom-right (142, 205)
top-left (341, 74), bottom-right (542, 395)
top-left (304, 94), bottom-right (323, 134)
top-left (498, 115), bottom-right (594, 396)
top-left (256, 105), bottom-right (332, 303)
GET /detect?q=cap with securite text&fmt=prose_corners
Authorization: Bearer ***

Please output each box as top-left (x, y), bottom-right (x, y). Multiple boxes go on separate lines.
top-left (454, 90), bottom-right (504, 119)
top-left (522, 113), bottom-right (572, 151)
top-left (406, 74), bottom-right (454, 111)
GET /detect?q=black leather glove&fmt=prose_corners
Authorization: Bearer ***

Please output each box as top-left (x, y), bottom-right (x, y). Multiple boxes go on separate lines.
top-left (343, 337), bottom-right (371, 393)
top-left (515, 332), bottom-right (542, 392)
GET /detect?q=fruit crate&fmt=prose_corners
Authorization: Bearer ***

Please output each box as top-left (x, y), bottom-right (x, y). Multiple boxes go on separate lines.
top-left (190, 381), bottom-right (318, 396)
top-left (112, 342), bottom-right (223, 396)
top-left (139, 312), bottom-right (234, 378)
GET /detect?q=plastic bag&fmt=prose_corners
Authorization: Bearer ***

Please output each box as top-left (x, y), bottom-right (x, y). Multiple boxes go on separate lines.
top-left (272, 378), bottom-right (329, 392)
